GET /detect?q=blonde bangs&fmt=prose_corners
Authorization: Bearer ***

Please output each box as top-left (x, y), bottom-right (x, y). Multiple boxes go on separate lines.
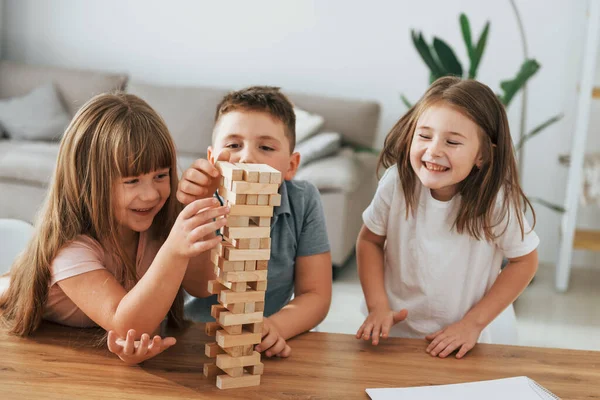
top-left (113, 116), bottom-right (175, 178)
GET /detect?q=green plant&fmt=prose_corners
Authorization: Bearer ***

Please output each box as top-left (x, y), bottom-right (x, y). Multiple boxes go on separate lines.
top-left (404, 12), bottom-right (564, 213)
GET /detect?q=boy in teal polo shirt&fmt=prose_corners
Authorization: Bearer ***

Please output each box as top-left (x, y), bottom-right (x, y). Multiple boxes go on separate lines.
top-left (178, 86), bottom-right (332, 358)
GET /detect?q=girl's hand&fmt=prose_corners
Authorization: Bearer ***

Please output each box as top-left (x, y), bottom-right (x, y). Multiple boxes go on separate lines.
top-left (425, 318), bottom-right (482, 359)
top-left (255, 318), bottom-right (291, 358)
top-left (166, 197), bottom-right (229, 259)
top-left (107, 329), bottom-right (176, 365)
top-left (356, 308), bottom-right (408, 345)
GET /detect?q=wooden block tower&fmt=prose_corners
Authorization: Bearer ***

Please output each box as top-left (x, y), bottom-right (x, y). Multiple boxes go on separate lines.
top-left (203, 162), bottom-right (282, 390)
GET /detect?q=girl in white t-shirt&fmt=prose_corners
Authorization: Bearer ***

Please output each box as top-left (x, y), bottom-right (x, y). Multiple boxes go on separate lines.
top-left (0, 93), bottom-right (228, 364)
top-left (356, 77), bottom-right (539, 359)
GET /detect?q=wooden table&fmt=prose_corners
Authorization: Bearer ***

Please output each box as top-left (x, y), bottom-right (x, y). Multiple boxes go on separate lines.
top-left (1, 322), bottom-right (599, 399)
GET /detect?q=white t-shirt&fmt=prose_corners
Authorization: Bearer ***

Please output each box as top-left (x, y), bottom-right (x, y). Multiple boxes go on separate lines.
top-left (361, 166), bottom-right (539, 342)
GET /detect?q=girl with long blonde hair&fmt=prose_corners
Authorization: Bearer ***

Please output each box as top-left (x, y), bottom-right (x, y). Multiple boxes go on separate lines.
top-left (356, 77), bottom-right (539, 358)
top-left (0, 92), bottom-right (228, 364)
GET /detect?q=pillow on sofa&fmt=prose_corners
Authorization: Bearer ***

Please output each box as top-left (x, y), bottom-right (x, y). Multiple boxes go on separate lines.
top-left (296, 132), bottom-right (342, 167)
top-left (0, 83), bottom-right (71, 141)
top-left (294, 107), bottom-right (324, 143)
top-left (295, 147), bottom-right (361, 192)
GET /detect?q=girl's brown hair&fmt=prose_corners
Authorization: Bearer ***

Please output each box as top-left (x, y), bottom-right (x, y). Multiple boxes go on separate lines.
top-left (379, 76), bottom-right (535, 241)
top-left (0, 92), bottom-right (185, 336)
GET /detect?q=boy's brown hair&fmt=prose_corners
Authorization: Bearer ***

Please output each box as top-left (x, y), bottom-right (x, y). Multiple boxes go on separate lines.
top-left (214, 86), bottom-right (296, 152)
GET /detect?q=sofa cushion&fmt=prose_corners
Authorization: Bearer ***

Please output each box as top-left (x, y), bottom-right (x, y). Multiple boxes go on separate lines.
top-left (295, 147), bottom-right (363, 192)
top-left (294, 107), bottom-right (325, 143)
top-left (127, 81), bottom-right (227, 157)
top-left (0, 61), bottom-right (128, 116)
top-left (0, 141), bottom-right (59, 186)
top-left (296, 132), bottom-right (342, 167)
top-left (0, 83), bottom-right (71, 141)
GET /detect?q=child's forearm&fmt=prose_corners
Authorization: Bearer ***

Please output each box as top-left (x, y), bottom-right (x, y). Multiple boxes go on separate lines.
top-left (182, 233), bottom-right (217, 298)
top-left (357, 237), bottom-right (389, 312)
top-left (111, 245), bottom-right (189, 337)
top-left (463, 251), bottom-right (538, 329)
top-left (268, 291), bottom-right (330, 340)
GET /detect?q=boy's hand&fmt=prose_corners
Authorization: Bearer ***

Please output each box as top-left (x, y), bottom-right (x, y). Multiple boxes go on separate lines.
top-left (177, 150), bottom-right (231, 205)
top-left (425, 318), bottom-right (482, 359)
top-left (356, 308), bottom-right (408, 345)
top-left (255, 318), bottom-right (291, 358)
top-left (107, 329), bottom-right (176, 365)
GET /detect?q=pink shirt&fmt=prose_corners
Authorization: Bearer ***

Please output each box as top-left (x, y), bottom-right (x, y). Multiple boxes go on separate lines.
top-left (44, 232), bottom-right (161, 327)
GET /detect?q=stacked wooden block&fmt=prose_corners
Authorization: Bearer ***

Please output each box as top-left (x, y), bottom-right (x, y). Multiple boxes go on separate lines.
top-left (203, 162), bottom-right (281, 390)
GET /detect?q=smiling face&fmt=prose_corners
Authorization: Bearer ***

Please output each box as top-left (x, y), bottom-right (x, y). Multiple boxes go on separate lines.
top-left (208, 110), bottom-right (300, 181)
top-left (409, 102), bottom-right (483, 201)
top-left (113, 168), bottom-right (171, 236)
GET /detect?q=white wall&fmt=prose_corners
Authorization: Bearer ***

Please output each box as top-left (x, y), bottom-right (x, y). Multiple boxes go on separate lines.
top-left (2, 0), bottom-right (599, 267)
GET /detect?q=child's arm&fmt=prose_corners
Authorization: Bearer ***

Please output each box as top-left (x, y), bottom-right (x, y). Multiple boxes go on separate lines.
top-left (256, 251), bottom-right (332, 357)
top-left (356, 225), bottom-right (408, 345)
top-left (57, 198), bottom-right (227, 339)
top-left (426, 249), bottom-right (538, 358)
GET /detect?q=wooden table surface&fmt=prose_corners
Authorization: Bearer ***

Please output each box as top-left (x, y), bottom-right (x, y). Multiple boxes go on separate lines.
top-left (1, 322), bottom-right (599, 399)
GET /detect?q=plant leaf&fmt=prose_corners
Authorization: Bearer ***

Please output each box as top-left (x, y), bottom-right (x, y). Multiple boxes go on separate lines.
top-left (469, 21), bottom-right (490, 79)
top-left (499, 59), bottom-right (540, 106)
top-left (460, 13), bottom-right (474, 56)
top-left (515, 114), bottom-right (563, 150)
top-left (400, 94), bottom-right (413, 109)
top-left (351, 145), bottom-right (380, 154)
top-left (433, 37), bottom-right (463, 77)
top-left (411, 30), bottom-right (445, 80)
top-left (529, 197), bottom-right (566, 213)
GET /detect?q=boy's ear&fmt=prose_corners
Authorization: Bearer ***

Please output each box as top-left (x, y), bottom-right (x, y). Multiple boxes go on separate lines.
top-left (207, 146), bottom-right (215, 164)
top-left (284, 152), bottom-right (301, 181)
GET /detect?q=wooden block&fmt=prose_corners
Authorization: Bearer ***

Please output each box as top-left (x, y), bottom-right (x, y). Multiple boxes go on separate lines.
top-left (220, 290), bottom-right (265, 304)
top-left (231, 282), bottom-right (247, 292)
top-left (231, 181), bottom-right (279, 195)
top-left (235, 163), bottom-right (260, 183)
top-left (205, 342), bottom-right (224, 358)
top-left (248, 281), bottom-right (267, 291)
top-left (223, 344), bottom-right (254, 357)
top-left (257, 194), bottom-right (269, 205)
top-left (223, 247), bottom-right (271, 261)
top-left (244, 260), bottom-right (256, 271)
top-left (215, 268), bottom-right (269, 283)
top-left (228, 204), bottom-right (274, 217)
top-left (246, 194), bottom-right (258, 205)
top-left (246, 322), bottom-right (263, 334)
top-left (225, 215), bottom-right (250, 227)
top-left (269, 194), bottom-right (281, 206)
top-left (216, 351), bottom-right (261, 369)
top-left (211, 250), bottom-right (245, 272)
top-left (254, 164), bottom-right (282, 184)
top-left (245, 362), bottom-right (264, 376)
top-left (259, 238), bottom-right (271, 249)
top-left (236, 163), bottom-right (270, 183)
top-left (256, 260), bottom-right (269, 270)
top-left (222, 324), bottom-right (242, 334)
top-left (244, 302), bottom-right (256, 313)
top-left (207, 279), bottom-right (228, 295)
top-left (205, 322), bottom-right (219, 336)
top-left (222, 366), bottom-right (244, 378)
top-left (219, 311), bottom-right (264, 326)
top-left (228, 238), bottom-right (260, 250)
top-left (216, 330), bottom-right (261, 348)
top-left (216, 372), bottom-right (261, 389)
top-left (211, 304), bottom-right (227, 320)
top-left (222, 226), bottom-right (271, 240)
top-left (250, 216), bottom-right (271, 227)
top-left (216, 272), bottom-right (248, 292)
top-left (255, 302), bottom-right (265, 312)
top-left (215, 161), bottom-right (244, 181)
top-left (223, 302), bottom-right (245, 314)
top-left (218, 185), bottom-right (246, 205)
top-left (215, 241), bottom-right (234, 258)
top-left (203, 363), bottom-right (222, 378)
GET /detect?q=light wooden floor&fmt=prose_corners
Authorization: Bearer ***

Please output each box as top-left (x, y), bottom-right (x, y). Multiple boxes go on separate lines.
top-left (322, 260), bottom-right (600, 351)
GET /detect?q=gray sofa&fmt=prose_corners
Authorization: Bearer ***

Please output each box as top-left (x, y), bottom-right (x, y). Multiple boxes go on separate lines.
top-left (0, 61), bottom-right (380, 267)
